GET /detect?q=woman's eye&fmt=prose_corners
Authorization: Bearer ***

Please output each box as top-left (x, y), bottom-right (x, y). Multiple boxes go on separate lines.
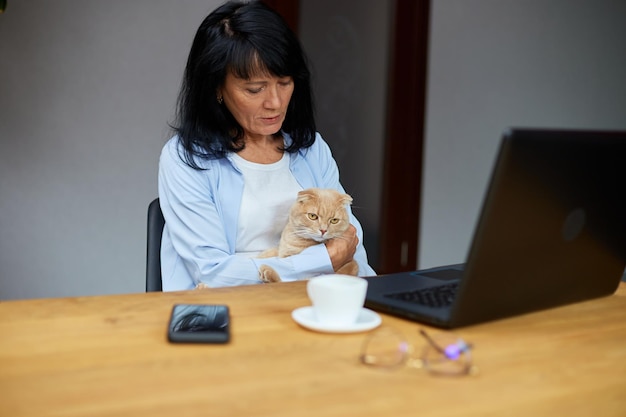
top-left (307, 213), bottom-right (318, 220)
top-left (329, 218), bottom-right (339, 224)
top-left (246, 88), bottom-right (262, 94)
top-left (276, 76), bottom-right (293, 87)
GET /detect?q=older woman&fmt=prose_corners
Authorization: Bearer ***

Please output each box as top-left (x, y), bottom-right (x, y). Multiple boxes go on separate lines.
top-left (158, 0), bottom-right (375, 290)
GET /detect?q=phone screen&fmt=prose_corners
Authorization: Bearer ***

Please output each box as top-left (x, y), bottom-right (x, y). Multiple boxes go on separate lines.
top-left (167, 304), bottom-right (230, 344)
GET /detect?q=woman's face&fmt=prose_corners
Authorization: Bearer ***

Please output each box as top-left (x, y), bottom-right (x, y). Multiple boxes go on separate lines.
top-left (220, 70), bottom-right (294, 141)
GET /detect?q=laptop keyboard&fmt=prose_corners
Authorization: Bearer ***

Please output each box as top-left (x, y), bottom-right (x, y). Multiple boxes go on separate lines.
top-left (384, 282), bottom-right (459, 308)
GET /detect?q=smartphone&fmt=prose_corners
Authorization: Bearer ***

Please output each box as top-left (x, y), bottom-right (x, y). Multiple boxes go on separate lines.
top-left (167, 304), bottom-right (230, 344)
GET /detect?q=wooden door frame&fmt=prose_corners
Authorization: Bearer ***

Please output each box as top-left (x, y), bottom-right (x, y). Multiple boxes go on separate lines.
top-left (261, 0), bottom-right (300, 33)
top-left (378, 0), bottom-right (430, 274)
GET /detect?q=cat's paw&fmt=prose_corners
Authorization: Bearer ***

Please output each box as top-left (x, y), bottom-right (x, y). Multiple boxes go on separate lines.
top-left (259, 265), bottom-right (282, 283)
top-left (195, 282), bottom-right (212, 290)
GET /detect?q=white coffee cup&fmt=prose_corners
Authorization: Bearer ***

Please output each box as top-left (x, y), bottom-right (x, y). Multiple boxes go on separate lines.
top-left (307, 274), bottom-right (368, 327)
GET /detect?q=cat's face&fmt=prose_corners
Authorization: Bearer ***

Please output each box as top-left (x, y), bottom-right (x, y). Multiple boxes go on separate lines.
top-left (290, 188), bottom-right (353, 243)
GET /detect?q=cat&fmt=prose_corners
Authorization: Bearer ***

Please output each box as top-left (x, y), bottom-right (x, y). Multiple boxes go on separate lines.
top-left (258, 187), bottom-right (359, 283)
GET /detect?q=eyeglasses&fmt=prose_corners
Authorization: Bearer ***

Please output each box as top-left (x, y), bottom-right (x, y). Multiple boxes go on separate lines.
top-left (359, 326), bottom-right (477, 376)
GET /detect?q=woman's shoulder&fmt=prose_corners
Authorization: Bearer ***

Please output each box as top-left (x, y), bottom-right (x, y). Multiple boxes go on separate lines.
top-left (161, 136), bottom-right (186, 161)
top-left (161, 136), bottom-right (179, 158)
top-left (294, 132), bottom-right (330, 157)
top-left (160, 136), bottom-right (224, 171)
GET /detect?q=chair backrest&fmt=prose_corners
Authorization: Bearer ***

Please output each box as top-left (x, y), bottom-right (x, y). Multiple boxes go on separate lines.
top-left (146, 198), bottom-right (165, 292)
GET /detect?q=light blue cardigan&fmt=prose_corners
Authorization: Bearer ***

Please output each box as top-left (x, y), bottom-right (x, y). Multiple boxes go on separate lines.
top-left (158, 132), bottom-right (375, 290)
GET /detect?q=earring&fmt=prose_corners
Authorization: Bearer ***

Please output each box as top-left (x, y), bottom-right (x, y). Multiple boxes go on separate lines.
top-left (217, 95), bottom-right (223, 104)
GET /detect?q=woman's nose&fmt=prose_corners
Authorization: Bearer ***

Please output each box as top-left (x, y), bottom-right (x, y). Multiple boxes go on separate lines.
top-left (264, 85), bottom-right (282, 108)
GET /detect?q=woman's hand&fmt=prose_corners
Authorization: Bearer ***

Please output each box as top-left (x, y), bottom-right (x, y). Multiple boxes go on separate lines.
top-left (325, 224), bottom-right (358, 272)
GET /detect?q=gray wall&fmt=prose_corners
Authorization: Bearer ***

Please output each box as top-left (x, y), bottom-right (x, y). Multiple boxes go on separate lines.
top-left (0, 0), bottom-right (222, 299)
top-left (420, 0), bottom-right (626, 268)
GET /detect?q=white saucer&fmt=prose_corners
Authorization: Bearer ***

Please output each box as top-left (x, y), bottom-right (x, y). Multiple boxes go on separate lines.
top-left (291, 306), bottom-right (381, 334)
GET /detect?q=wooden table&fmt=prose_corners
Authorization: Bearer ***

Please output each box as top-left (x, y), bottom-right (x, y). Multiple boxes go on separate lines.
top-left (1, 281), bottom-right (625, 417)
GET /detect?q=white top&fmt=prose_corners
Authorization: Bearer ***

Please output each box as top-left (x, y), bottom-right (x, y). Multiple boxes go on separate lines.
top-left (230, 152), bottom-right (302, 257)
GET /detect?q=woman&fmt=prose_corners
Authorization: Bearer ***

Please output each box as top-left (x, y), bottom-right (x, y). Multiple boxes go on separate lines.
top-left (158, 0), bottom-right (375, 290)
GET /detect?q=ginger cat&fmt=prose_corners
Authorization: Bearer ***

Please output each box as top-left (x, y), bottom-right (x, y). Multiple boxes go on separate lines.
top-left (258, 188), bottom-right (359, 283)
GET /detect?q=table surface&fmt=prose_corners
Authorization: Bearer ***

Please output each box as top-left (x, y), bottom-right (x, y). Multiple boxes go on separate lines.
top-left (1, 281), bottom-right (625, 417)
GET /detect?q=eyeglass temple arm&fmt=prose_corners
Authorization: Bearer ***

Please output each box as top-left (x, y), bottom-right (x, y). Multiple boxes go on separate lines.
top-left (419, 329), bottom-right (473, 360)
top-left (419, 329), bottom-right (446, 354)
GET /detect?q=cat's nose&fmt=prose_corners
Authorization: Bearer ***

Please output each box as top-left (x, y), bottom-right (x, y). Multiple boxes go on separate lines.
top-left (320, 229), bottom-right (327, 236)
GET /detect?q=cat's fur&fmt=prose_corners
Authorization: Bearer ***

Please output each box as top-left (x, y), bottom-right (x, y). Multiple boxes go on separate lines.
top-left (258, 188), bottom-right (359, 283)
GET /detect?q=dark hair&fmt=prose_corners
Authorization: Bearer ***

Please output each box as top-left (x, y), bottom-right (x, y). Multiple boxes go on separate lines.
top-left (172, 0), bottom-right (316, 169)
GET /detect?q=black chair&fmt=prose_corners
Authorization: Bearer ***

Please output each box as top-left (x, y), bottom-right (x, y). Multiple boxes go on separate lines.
top-left (146, 198), bottom-right (165, 292)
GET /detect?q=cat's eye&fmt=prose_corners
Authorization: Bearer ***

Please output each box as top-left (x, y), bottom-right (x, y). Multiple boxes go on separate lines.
top-left (330, 218), bottom-right (340, 224)
top-left (307, 213), bottom-right (318, 220)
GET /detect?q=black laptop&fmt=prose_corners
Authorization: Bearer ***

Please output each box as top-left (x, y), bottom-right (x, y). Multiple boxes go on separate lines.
top-left (364, 128), bottom-right (626, 328)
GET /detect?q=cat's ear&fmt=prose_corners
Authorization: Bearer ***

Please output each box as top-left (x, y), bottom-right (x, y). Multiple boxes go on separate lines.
top-left (341, 193), bottom-right (353, 206)
top-left (296, 189), bottom-right (317, 203)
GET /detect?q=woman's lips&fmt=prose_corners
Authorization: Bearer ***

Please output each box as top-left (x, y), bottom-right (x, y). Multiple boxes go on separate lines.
top-left (261, 115), bottom-right (281, 124)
